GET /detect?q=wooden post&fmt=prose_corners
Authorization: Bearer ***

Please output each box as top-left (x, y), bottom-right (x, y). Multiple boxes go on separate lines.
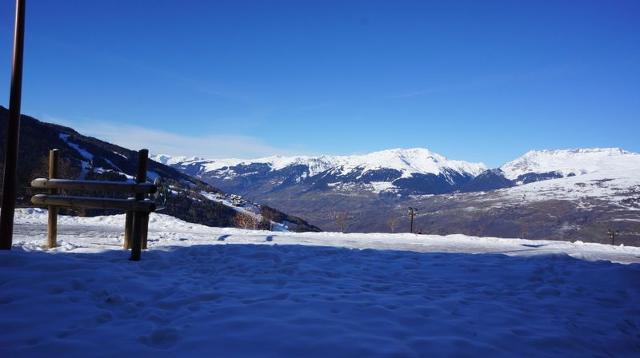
top-left (123, 211), bottom-right (132, 249)
top-left (0, 0), bottom-right (27, 250)
top-left (130, 149), bottom-right (148, 261)
top-left (142, 214), bottom-right (149, 249)
top-left (47, 149), bottom-right (59, 248)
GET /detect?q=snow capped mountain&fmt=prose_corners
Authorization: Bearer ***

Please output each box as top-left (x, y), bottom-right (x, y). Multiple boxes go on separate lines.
top-left (153, 148), bottom-right (486, 183)
top-left (156, 147), bottom-right (640, 198)
top-left (321, 148), bottom-right (487, 178)
top-left (155, 146), bottom-right (639, 239)
top-left (500, 148), bottom-right (640, 181)
top-left (152, 154), bottom-right (188, 166)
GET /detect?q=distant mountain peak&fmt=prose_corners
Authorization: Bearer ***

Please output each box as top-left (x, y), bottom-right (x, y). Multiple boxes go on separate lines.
top-left (501, 147), bottom-right (639, 180)
top-left (152, 154), bottom-right (205, 166)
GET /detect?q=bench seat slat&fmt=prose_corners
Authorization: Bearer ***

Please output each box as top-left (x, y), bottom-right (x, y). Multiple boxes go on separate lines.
top-left (31, 194), bottom-right (156, 212)
top-left (31, 178), bottom-right (157, 194)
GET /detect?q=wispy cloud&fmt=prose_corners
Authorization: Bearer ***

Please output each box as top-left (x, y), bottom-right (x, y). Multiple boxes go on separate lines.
top-left (390, 65), bottom-right (581, 99)
top-left (43, 116), bottom-right (302, 159)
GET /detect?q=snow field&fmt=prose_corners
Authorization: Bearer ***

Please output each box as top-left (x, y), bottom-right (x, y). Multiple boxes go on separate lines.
top-left (1, 209), bottom-right (639, 357)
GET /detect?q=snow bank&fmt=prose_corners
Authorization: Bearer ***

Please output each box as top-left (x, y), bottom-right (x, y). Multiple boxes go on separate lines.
top-left (12, 209), bottom-right (640, 264)
top-left (1, 209), bottom-right (639, 356)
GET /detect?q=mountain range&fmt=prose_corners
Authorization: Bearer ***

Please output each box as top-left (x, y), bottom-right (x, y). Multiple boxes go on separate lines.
top-left (156, 147), bottom-right (640, 245)
top-left (153, 147), bottom-right (640, 196)
top-left (2, 105), bottom-right (637, 245)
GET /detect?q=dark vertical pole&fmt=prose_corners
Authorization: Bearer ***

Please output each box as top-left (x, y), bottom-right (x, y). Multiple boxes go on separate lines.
top-left (0, 0), bottom-right (27, 250)
top-left (408, 207), bottom-right (415, 234)
top-left (608, 229), bottom-right (618, 245)
top-left (130, 149), bottom-right (148, 261)
top-left (141, 215), bottom-right (149, 250)
top-left (123, 211), bottom-right (133, 249)
top-left (47, 149), bottom-right (59, 248)
top-left (410, 210), bottom-right (414, 233)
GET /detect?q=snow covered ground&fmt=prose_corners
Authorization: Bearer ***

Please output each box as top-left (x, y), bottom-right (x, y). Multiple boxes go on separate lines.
top-left (499, 170), bottom-right (640, 210)
top-left (2, 209), bottom-right (639, 357)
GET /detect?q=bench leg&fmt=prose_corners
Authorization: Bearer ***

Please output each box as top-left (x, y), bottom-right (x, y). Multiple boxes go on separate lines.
top-left (129, 212), bottom-right (143, 261)
top-left (142, 213), bottom-right (149, 250)
top-left (124, 211), bottom-right (133, 249)
top-left (47, 206), bottom-right (58, 248)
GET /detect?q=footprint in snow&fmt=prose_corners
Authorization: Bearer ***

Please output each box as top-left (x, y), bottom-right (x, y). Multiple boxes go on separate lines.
top-left (139, 328), bottom-right (180, 349)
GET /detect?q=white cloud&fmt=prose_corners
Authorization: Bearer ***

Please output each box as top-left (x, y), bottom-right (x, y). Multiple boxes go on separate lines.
top-left (45, 117), bottom-right (302, 159)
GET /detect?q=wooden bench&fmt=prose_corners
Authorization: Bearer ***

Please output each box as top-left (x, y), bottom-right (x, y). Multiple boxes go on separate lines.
top-left (30, 149), bottom-right (157, 261)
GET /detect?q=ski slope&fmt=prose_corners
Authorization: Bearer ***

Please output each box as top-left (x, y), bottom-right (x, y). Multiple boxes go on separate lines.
top-left (1, 209), bottom-right (639, 357)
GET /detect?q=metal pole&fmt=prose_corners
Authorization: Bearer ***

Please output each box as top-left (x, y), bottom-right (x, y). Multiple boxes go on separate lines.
top-left (47, 149), bottom-right (59, 248)
top-left (608, 229), bottom-right (618, 245)
top-left (410, 210), bottom-right (413, 233)
top-left (130, 149), bottom-right (148, 261)
top-left (408, 207), bottom-right (415, 234)
top-left (0, 0), bottom-right (27, 250)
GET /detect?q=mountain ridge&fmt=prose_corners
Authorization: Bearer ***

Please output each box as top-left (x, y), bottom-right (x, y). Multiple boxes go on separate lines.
top-left (158, 146), bottom-right (640, 244)
top-left (154, 146), bottom-right (640, 196)
top-left (153, 147), bottom-right (487, 179)
top-left (155, 146), bottom-right (637, 176)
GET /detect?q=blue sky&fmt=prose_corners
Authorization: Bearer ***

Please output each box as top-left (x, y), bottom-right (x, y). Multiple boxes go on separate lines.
top-left (0, 0), bottom-right (638, 167)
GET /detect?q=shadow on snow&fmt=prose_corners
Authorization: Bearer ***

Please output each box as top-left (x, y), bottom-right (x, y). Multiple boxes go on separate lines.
top-left (0, 242), bottom-right (639, 357)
